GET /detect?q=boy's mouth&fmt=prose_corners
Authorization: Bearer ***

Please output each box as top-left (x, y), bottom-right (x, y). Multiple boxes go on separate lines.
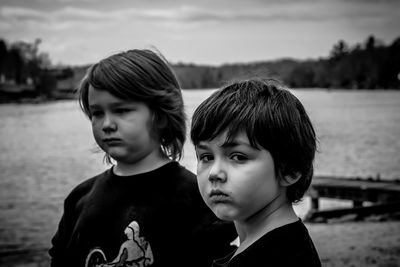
top-left (209, 189), bottom-right (231, 203)
top-left (103, 138), bottom-right (122, 145)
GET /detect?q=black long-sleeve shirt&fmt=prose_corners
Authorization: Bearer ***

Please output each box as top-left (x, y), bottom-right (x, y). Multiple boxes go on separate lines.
top-left (212, 219), bottom-right (321, 267)
top-left (49, 162), bottom-right (236, 267)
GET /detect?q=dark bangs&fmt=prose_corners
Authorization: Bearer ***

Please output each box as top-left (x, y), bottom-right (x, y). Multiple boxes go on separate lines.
top-left (191, 80), bottom-right (279, 149)
top-left (89, 57), bottom-right (144, 100)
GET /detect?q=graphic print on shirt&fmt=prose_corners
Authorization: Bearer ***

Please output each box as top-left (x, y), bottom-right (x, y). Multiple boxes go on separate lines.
top-left (85, 221), bottom-right (154, 267)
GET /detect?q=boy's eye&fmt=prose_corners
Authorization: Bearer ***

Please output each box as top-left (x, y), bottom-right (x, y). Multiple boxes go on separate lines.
top-left (230, 153), bottom-right (248, 162)
top-left (198, 154), bottom-right (214, 162)
top-left (91, 110), bottom-right (104, 117)
top-left (114, 108), bottom-right (131, 114)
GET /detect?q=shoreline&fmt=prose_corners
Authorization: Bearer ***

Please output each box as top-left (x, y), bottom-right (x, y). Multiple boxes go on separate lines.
top-left (309, 219), bottom-right (400, 267)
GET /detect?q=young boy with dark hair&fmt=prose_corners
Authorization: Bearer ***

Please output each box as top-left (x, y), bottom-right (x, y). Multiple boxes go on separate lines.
top-left (191, 78), bottom-right (321, 266)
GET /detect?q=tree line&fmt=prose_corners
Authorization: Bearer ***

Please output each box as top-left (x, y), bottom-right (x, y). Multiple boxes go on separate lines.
top-left (1, 35), bottom-right (399, 102)
top-left (0, 38), bottom-right (62, 98)
top-left (173, 35), bottom-right (400, 90)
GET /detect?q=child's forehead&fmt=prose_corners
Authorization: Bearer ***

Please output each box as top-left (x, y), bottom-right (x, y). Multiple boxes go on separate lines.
top-left (88, 85), bottom-right (144, 105)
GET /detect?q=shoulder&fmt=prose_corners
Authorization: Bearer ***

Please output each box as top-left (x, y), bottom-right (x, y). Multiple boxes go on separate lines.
top-left (175, 164), bottom-right (197, 188)
top-left (167, 161), bottom-right (196, 179)
top-left (161, 161), bottom-right (197, 190)
top-left (286, 220), bottom-right (321, 266)
top-left (64, 169), bottom-right (111, 206)
top-left (242, 219), bottom-right (321, 266)
top-left (264, 220), bottom-right (318, 252)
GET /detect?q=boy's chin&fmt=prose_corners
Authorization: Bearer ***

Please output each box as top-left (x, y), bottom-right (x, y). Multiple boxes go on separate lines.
top-left (107, 153), bottom-right (129, 164)
top-left (211, 207), bottom-right (237, 221)
top-left (107, 152), bottom-right (123, 161)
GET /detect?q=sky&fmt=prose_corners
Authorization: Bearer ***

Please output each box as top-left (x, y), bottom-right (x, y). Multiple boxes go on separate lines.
top-left (0, 0), bottom-right (399, 66)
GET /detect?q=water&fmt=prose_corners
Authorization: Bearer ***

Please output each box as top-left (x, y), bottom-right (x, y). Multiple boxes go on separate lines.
top-left (0, 89), bottom-right (400, 263)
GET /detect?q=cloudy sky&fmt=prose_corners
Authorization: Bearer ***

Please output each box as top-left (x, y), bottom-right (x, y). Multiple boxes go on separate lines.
top-left (0, 0), bottom-right (399, 66)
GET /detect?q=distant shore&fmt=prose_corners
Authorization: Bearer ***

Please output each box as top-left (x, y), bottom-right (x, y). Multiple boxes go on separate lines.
top-left (0, 95), bottom-right (76, 104)
top-left (2, 87), bottom-right (400, 105)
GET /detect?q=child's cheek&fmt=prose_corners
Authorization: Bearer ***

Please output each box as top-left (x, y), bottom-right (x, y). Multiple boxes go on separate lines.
top-left (196, 171), bottom-right (209, 200)
top-left (92, 127), bottom-right (104, 148)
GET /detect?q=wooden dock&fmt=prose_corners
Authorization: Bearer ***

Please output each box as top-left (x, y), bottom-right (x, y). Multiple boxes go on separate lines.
top-left (305, 176), bottom-right (400, 222)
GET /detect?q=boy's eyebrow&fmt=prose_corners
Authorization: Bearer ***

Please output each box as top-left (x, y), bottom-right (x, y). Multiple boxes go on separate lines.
top-left (219, 141), bottom-right (245, 149)
top-left (195, 143), bottom-right (209, 150)
top-left (88, 102), bottom-right (132, 109)
top-left (88, 104), bottom-right (100, 110)
top-left (196, 140), bottom-right (248, 149)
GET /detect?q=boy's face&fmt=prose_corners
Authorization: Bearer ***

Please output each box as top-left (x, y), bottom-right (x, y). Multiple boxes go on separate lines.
top-left (88, 85), bottom-right (160, 166)
top-left (195, 131), bottom-right (286, 222)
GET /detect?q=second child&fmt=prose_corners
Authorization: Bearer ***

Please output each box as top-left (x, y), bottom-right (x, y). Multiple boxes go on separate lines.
top-left (191, 78), bottom-right (322, 266)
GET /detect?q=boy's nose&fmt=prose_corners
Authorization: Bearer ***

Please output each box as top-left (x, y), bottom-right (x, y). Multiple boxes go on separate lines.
top-left (208, 161), bottom-right (227, 183)
top-left (102, 115), bottom-right (117, 132)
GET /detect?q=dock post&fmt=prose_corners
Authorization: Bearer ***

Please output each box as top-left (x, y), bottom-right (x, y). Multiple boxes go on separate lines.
top-left (353, 200), bottom-right (363, 208)
top-left (311, 197), bottom-right (319, 211)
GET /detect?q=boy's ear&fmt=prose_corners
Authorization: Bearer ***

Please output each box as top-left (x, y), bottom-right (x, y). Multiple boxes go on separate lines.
top-left (279, 173), bottom-right (301, 187)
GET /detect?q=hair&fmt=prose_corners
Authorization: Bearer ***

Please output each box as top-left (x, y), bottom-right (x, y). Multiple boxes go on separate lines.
top-left (190, 78), bottom-right (317, 203)
top-left (78, 49), bottom-right (186, 161)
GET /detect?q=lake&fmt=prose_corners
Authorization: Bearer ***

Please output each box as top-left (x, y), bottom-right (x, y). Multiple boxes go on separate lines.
top-left (0, 89), bottom-right (400, 264)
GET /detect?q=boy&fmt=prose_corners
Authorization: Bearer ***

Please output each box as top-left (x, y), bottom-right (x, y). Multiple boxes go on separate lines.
top-left (49, 49), bottom-right (236, 267)
top-left (190, 78), bottom-right (322, 266)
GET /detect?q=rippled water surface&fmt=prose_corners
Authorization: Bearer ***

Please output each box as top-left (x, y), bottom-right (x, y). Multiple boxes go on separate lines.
top-left (1, 89), bottom-right (400, 262)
